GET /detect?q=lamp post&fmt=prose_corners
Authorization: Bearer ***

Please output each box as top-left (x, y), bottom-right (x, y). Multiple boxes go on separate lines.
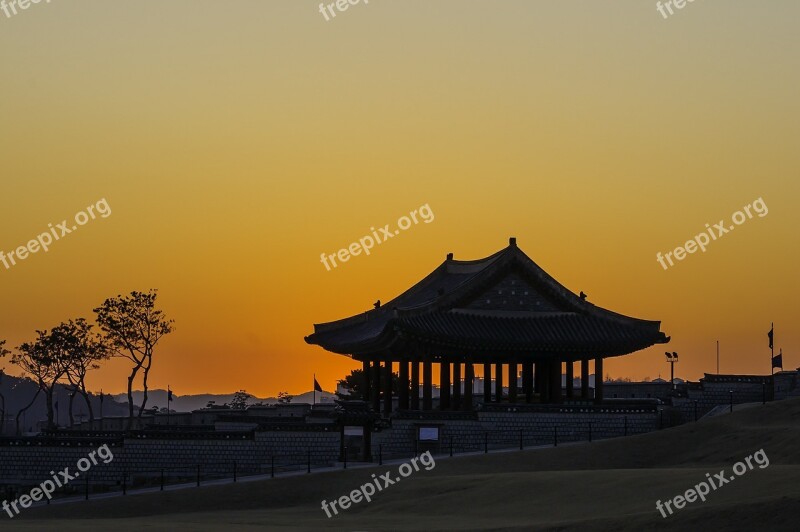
top-left (729, 390), bottom-right (733, 413)
top-left (0, 370), bottom-right (5, 436)
top-left (665, 352), bottom-right (678, 390)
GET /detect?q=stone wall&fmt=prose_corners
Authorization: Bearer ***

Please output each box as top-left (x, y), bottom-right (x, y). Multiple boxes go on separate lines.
top-left (373, 404), bottom-right (657, 458)
top-left (773, 370), bottom-right (800, 400)
top-left (0, 438), bottom-right (124, 486)
top-left (603, 382), bottom-right (672, 401)
top-left (672, 374), bottom-right (772, 423)
top-left (0, 428), bottom-right (341, 490)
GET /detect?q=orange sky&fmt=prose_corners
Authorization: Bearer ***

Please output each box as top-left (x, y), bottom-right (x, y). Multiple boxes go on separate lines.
top-left (1, 1), bottom-right (798, 397)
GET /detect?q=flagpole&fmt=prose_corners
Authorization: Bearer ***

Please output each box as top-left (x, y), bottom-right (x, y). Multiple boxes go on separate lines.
top-left (716, 340), bottom-right (719, 374)
top-left (771, 322), bottom-right (774, 375)
top-left (167, 386), bottom-right (170, 426)
top-left (313, 374), bottom-right (316, 406)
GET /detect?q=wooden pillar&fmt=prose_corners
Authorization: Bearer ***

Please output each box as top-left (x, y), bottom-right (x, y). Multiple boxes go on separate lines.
top-left (423, 357), bottom-right (432, 410)
top-left (452, 361), bottom-right (462, 410)
top-left (565, 360), bottom-right (574, 399)
top-left (371, 360), bottom-right (381, 412)
top-left (594, 357), bottom-right (604, 403)
top-left (410, 358), bottom-right (420, 410)
top-left (483, 362), bottom-right (492, 403)
top-left (495, 362), bottom-right (504, 402)
top-left (549, 359), bottom-right (562, 404)
top-left (362, 360), bottom-right (371, 403)
top-left (440, 358), bottom-right (451, 410)
top-left (537, 361), bottom-right (549, 401)
top-left (507, 361), bottom-right (517, 403)
top-left (362, 424), bottom-right (372, 462)
top-left (581, 359), bottom-right (590, 399)
top-left (399, 360), bottom-right (409, 410)
top-left (463, 362), bottom-right (474, 411)
top-left (522, 361), bottom-right (533, 403)
top-left (383, 361), bottom-right (393, 416)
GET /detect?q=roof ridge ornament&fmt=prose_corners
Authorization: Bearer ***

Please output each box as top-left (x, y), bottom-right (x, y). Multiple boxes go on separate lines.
top-left (509, 237), bottom-right (517, 247)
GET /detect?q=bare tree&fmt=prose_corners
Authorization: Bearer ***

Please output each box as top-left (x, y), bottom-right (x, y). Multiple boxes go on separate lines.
top-left (10, 329), bottom-right (70, 430)
top-left (94, 290), bottom-right (174, 427)
top-left (15, 382), bottom-right (40, 436)
top-left (56, 319), bottom-right (109, 423)
top-left (3, 340), bottom-right (47, 435)
top-left (0, 340), bottom-right (10, 435)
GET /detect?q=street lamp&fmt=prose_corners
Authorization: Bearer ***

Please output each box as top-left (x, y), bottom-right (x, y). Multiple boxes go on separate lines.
top-left (665, 352), bottom-right (679, 390)
top-left (729, 390), bottom-right (734, 413)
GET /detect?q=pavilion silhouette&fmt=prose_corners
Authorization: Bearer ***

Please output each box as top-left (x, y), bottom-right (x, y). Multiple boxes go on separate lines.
top-left (306, 238), bottom-right (670, 415)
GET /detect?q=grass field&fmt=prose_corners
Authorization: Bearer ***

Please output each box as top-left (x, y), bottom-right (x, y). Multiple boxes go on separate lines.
top-left (6, 397), bottom-right (800, 531)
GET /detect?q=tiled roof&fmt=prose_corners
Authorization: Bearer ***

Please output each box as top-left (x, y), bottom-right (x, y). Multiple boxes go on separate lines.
top-left (306, 240), bottom-right (669, 358)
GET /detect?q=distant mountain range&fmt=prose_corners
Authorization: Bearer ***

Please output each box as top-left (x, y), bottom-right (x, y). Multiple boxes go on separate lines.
top-left (0, 374), bottom-right (127, 434)
top-left (111, 389), bottom-right (338, 413)
top-left (0, 373), bottom-right (336, 434)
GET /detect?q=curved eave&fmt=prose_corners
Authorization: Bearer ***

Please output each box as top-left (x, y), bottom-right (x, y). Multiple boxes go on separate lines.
top-left (395, 313), bottom-right (668, 357)
top-left (304, 319), bottom-right (400, 357)
top-left (306, 313), bottom-right (670, 358)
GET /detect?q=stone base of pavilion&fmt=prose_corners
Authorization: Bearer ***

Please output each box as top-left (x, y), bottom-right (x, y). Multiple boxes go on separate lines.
top-left (359, 397), bottom-right (660, 461)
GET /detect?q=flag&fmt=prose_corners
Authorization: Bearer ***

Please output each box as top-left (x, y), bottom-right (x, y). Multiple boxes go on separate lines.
top-left (768, 325), bottom-right (774, 350)
top-left (772, 349), bottom-right (783, 370)
top-left (167, 388), bottom-right (173, 402)
top-left (99, 391), bottom-right (104, 404)
top-left (313, 378), bottom-right (323, 393)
